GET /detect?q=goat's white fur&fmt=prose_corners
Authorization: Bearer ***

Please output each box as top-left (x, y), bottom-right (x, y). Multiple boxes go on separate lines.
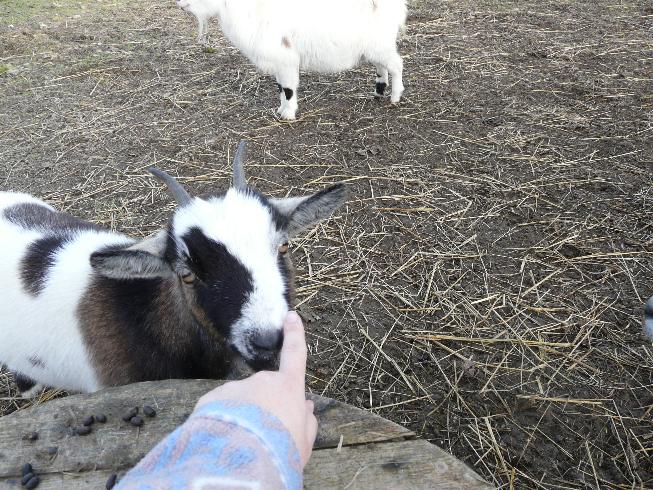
top-left (0, 194), bottom-right (127, 393)
top-left (176, 0), bottom-right (407, 119)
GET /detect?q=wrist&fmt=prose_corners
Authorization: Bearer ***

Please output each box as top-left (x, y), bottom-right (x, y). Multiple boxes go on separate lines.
top-left (192, 400), bottom-right (303, 489)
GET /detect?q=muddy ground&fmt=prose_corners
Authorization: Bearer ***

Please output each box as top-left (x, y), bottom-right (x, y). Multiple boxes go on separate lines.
top-left (1, 0), bottom-right (653, 487)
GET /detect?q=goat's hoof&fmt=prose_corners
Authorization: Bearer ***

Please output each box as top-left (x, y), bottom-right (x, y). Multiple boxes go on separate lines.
top-left (390, 89), bottom-right (404, 104)
top-left (276, 107), bottom-right (297, 120)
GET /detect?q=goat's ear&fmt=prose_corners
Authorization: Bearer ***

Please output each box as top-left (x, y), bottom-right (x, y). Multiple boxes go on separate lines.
top-left (271, 184), bottom-right (347, 237)
top-left (90, 231), bottom-right (171, 279)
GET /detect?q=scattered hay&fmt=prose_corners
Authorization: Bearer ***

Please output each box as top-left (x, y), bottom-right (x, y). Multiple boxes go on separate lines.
top-left (1, 0), bottom-right (652, 487)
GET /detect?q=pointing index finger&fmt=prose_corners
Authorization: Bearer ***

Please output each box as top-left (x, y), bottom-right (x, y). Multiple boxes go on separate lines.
top-left (279, 311), bottom-right (307, 384)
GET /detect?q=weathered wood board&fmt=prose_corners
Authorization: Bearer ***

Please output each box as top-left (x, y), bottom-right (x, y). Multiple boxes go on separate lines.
top-left (0, 380), bottom-right (492, 489)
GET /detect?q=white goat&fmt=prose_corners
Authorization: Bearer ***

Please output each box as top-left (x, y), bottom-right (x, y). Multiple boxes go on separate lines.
top-left (0, 142), bottom-right (346, 395)
top-left (176, 0), bottom-right (407, 119)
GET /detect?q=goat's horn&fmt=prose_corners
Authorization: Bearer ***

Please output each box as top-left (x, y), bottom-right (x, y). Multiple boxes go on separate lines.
top-left (232, 140), bottom-right (247, 190)
top-left (149, 168), bottom-right (192, 207)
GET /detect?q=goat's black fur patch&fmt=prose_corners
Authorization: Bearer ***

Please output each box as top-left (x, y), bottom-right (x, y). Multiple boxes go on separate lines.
top-left (182, 227), bottom-right (254, 337)
top-left (20, 235), bottom-right (67, 296)
top-left (14, 373), bottom-right (36, 393)
top-left (8, 202), bottom-right (105, 295)
top-left (276, 83), bottom-right (282, 93)
top-left (375, 82), bottom-right (387, 96)
top-left (283, 88), bottom-right (294, 101)
top-left (5, 203), bottom-right (101, 232)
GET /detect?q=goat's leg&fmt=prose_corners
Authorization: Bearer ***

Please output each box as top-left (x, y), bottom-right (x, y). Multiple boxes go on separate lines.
top-left (374, 65), bottom-right (389, 98)
top-left (14, 372), bottom-right (45, 398)
top-left (275, 67), bottom-right (300, 120)
top-left (371, 48), bottom-right (404, 103)
top-left (197, 17), bottom-right (209, 45)
top-left (386, 52), bottom-right (404, 103)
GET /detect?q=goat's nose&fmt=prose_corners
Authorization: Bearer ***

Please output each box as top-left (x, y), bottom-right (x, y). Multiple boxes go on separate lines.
top-left (251, 330), bottom-right (284, 353)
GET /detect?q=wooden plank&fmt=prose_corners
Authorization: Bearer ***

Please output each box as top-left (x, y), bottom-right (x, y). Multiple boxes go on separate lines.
top-left (0, 380), bottom-right (411, 478)
top-left (1, 469), bottom-right (121, 489)
top-left (307, 440), bottom-right (492, 489)
top-left (1, 441), bottom-right (492, 490)
top-left (0, 380), bottom-right (491, 489)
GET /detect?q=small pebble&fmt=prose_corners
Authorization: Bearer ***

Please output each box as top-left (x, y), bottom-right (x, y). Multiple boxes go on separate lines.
top-left (25, 476), bottom-right (40, 489)
top-left (143, 405), bottom-right (156, 418)
top-left (96, 414), bottom-right (107, 424)
top-left (25, 432), bottom-right (38, 442)
top-left (122, 407), bottom-right (138, 422)
top-left (82, 415), bottom-right (95, 426)
top-left (21, 463), bottom-right (33, 476)
top-left (130, 416), bottom-right (143, 427)
top-left (21, 472), bottom-right (34, 485)
top-left (75, 426), bottom-right (92, 436)
top-left (106, 473), bottom-right (117, 489)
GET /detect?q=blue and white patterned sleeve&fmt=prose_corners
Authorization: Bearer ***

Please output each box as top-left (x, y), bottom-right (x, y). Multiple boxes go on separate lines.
top-left (116, 400), bottom-right (303, 490)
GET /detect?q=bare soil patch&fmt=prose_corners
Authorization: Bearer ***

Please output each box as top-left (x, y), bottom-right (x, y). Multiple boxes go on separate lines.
top-left (1, 0), bottom-right (652, 487)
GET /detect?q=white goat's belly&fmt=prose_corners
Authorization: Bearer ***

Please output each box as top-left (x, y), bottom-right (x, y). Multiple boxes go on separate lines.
top-left (218, 2), bottom-right (392, 75)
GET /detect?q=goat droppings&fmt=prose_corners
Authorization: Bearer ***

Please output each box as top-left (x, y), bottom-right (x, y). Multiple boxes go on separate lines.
top-left (143, 405), bottom-right (156, 418)
top-left (21, 472), bottom-right (35, 485)
top-left (24, 432), bottom-right (38, 442)
top-left (129, 416), bottom-right (144, 427)
top-left (25, 476), bottom-right (40, 489)
top-left (21, 463), bottom-right (33, 476)
top-left (82, 415), bottom-right (95, 426)
top-left (95, 414), bottom-right (107, 423)
top-left (122, 408), bottom-right (138, 422)
top-left (74, 426), bottom-right (91, 436)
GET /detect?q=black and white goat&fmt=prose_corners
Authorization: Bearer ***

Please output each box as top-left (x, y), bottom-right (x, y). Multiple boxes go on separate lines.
top-left (0, 142), bottom-right (346, 395)
top-left (176, 0), bottom-right (407, 119)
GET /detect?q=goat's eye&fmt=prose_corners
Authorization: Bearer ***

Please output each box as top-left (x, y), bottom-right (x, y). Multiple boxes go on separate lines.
top-left (278, 242), bottom-right (289, 254)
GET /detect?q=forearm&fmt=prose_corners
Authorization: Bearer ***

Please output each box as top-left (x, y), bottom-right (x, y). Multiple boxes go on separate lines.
top-left (116, 400), bottom-right (303, 490)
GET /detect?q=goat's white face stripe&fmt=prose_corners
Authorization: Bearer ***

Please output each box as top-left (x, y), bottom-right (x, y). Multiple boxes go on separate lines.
top-left (173, 190), bottom-right (288, 361)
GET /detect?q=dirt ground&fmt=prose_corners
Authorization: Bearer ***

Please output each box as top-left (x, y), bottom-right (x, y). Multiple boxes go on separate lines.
top-left (1, 0), bottom-right (653, 487)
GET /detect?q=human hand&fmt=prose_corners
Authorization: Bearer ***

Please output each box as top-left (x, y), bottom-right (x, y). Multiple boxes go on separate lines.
top-left (195, 311), bottom-right (318, 467)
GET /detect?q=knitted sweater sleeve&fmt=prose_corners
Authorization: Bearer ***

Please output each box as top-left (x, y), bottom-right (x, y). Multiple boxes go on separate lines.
top-left (116, 400), bottom-right (303, 490)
